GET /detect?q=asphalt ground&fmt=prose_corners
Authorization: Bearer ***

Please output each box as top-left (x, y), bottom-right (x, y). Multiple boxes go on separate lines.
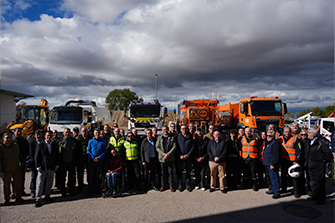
top-left (0, 170), bottom-right (334, 223)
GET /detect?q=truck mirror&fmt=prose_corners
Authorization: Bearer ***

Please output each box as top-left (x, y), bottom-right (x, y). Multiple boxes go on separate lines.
top-left (164, 107), bottom-right (168, 117)
top-left (284, 103), bottom-right (288, 114)
top-left (240, 103), bottom-right (244, 114)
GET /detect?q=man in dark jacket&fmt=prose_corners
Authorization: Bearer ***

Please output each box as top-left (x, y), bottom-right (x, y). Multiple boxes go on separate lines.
top-left (176, 124), bottom-right (194, 192)
top-left (156, 126), bottom-right (177, 192)
top-left (29, 130), bottom-right (43, 198)
top-left (141, 129), bottom-right (161, 191)
top-left (263, 130), bottom-right (281, 199)
top-left (207, 131), bottom-right (227, 193)
top-left (0, 133), bottom-right (24, 205)
top-left (305, 128), bottom-right (333, 205)
top-left (13, 128), bottom-right (29, 196)
top-left (193, 130), bottom-right (208, 191)
top-left (76, 127), bottom-right (91, 193)
top-left (58, 128), bottom-right (77, 197)
top-left (35, 131), bottom-right (59, 207)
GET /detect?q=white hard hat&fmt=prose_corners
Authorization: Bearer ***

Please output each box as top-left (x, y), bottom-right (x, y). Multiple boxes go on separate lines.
top-left (288, 163), bottom-right (302, 178)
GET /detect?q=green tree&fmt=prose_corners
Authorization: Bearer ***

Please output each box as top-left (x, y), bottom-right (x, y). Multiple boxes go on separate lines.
top-left (311, 107), bottom-right (323, 116)
top-left (323, 103), bottom-right (335, 117)
top-left (106, 88), bottom-right (143, 110)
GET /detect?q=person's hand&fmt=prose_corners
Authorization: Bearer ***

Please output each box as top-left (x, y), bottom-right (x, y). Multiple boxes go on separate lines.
top-left (111, 171), bottom-right (114, 174)
top-left (293, 162), bottom-right (297, 165)
top-left (197, 158), bottom-right (201, 163)
top-left (54, 167), bottom-right (58, 172)
top-left (38, 168), bottom-right (43, 172)
top-left (164, 154), bottom-right (169, 159)
top-left (214, 157), bottom-right (219, 162)
top-left (180, 155), bottom-right (184, 160)
top-left (184, 155), bottom-right (189, 160)
top-left (142, 162), bottom-right (147, 167)
top-left (270, 165), bottom-right (274, 170)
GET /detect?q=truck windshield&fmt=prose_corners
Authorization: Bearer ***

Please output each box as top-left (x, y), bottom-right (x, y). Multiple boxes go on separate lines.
top-left (20, 108), bottom-right (40, 123)
top-left (50, 107), bottom-right (83, 124)
top-left (250, 101), bottom-right (282, 116)
top-left (130, 106), bottom-right (160, 118)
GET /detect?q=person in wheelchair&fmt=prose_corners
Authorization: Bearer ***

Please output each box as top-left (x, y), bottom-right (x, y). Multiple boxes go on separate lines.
top-left (104, 149), bottom-right (123, 196)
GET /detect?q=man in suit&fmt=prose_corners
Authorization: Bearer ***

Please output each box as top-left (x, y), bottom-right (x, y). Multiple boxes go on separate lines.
top-left (29, 130), bottom-right (43, 198)
top-left (141, 129), bottom-right (161, 191)
top-left (35, 131), bottom-right (59, 207)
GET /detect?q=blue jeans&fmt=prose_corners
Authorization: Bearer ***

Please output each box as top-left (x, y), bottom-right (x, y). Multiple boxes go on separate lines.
top-left (267, 166), bottom-right (280, 195)
top-left (106, 172), bottom-right (121, 190)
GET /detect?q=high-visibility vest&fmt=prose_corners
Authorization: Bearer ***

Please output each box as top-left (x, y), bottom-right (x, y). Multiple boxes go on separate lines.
top-left (258, 141), bottom-right (266, 162)
top-left (280, 136), bottom-right (297, 161)
top-left (274, 132), bottom-right (280, 140)
top-left (80, 140), bottom-right (88, 155)
top-left (241, 136), bottom-right (258, 159)
top-left (109, 136), bottom-right (125, 156)
top-left (124, 141), bottom-right (138, 160)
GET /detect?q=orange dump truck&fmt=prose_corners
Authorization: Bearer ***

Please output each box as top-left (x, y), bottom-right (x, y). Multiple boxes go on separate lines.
top-left (176, 99), bottom-right (220, 132)
top-left (218, 96), bottom-right (287, 131)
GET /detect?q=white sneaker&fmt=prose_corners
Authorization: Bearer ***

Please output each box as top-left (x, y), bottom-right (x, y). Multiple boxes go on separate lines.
top-left (201, 187), bottom-right (206, 191)
top-left (195, 186), bottom-right (200, 190)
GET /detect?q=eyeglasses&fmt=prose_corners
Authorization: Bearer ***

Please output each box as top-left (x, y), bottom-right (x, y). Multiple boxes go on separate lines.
top-left (127, 135), bottom-right (132, 138)
top-left (301, 134), bottom-right (307, 136)
top-left (266, 135), bottom-right (273, 137)
top-left (181, 128), bottom-right (186, 130)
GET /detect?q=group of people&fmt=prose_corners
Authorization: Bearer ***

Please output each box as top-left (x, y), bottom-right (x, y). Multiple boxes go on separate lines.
top-left (0, 122), bottom-right (333, 208)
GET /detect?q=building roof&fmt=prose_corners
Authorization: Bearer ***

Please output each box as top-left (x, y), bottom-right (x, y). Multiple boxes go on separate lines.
top-left (0, 89), bottom-right (34, 102)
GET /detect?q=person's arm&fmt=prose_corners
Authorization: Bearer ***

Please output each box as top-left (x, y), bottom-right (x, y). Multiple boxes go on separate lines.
top-left (156, 137), bottom-right (164, 157)
top-left (87, 140), bottom-right (93, 159)
top-left (186, 139), bottom-right (195, 157)
top-left (98, 140), bottom-right (107, 160)
top-left (35, 144), bottom-right (43, 171)
top-left (207, 142), bottom-right (214, 161)
top-left (29, 141), bottom-right (35, 164)
top-left (271, 142), bottom-right (280, 166)
top-left (167, 137), bottom-right (177, 156)
top-left (113, 156), bottom-right (123, 172)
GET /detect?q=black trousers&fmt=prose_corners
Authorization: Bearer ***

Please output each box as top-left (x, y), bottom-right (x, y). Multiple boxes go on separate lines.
top-left (281, 159), bottom-right (302, 194)
top-left (76, 155), bottom-right (87, 188)
top-left (126, 160), bottom-right (141, 190)
top-left (143, 157), bottom-right (161, 188)
top-left (161, 161), bottom-right (174, 187)
top-left (194, 161), bottom-right (208, 188)
top-left (59, 162), bottom-right (76, 195)
top-left (242, 159), bottom-right (258, 183)
top-left (176, 158), bottom-right (192, 187)
top-left (30, 167), bottom-right (38, 194)
top-left (226, 157), bottom-right (240, 190)
top-left (308, 166), bottom-right (326, 201)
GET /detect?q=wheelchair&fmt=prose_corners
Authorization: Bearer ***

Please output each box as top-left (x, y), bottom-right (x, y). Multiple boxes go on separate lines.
top-left (101, 170), bottom-right (124, 198)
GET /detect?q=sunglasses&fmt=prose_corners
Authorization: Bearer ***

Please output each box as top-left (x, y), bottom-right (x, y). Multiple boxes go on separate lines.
top-left (301, 134), bottom-right (307, 136)
top-left (267, 135), bottom-right (273, 137)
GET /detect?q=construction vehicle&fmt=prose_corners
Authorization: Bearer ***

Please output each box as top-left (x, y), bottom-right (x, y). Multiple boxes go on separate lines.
top-left (218, 96), bottom-right (287, 132)
top-left (49, 100), bottom-right (112, 136)
top-left (124, 101), bottom-right (167, 135)
top-left (294, 112), bottom-right (321, 129)
top-left (319, 112), bottom-right (335, 142)
top-left (176, 95), bottom-right (220, 133)
top-left (4, 99), bottom-right (49, 141)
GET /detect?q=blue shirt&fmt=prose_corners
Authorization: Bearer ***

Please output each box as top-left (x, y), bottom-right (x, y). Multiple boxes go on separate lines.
top-left (147, 138), bottom-right (155, 158)
top-left (87, 137), bottom-right (107, 161)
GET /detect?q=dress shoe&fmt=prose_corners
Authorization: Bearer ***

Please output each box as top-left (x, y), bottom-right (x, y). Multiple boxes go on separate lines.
top-left (316, 200), bottom-right (325, 205)
top-left (186, 186), bottom-right (191, 192)
top-left (152, 186), bottom-right (159, 191)
top-left (170, 186), bottom-right (174, 192)
top-left (15, 197), bottom-right (24, 204)
top-left (221, 189), bottom-right (227, 194)
top-left (45, 197), bottom-right (53, 202)
top-left (178, 185), bottom-right (182, 192)
top-left (265, 191), bottom-right (274, 195)
top-left (4, 200), bottom-right (10, 206)
top-left (209, 188), bottom-right (214, 193)
top-left (31, 192), bottom-right (36, 198)
top-left (294, 193), bottom-right (301, 198)
top-left (35, 200), bottom-right (42, 208)
top-left (159, 186), bottom-right (165, 192)
top-left (272, 194), bottom-right (281, 199)
top-left (10, 194), bottom-right (16, 200)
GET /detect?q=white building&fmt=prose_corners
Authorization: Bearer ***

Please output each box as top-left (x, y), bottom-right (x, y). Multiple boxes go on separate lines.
top-left (0, 89), bottom-right (33, 131)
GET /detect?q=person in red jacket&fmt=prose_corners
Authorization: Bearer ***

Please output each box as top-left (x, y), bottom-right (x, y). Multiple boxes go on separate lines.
top-left (104, 149), bottom-right (123, 195)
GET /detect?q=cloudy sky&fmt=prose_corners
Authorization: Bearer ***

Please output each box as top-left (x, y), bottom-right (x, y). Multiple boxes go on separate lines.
top-left (1, 0), bottom-right (334, 112)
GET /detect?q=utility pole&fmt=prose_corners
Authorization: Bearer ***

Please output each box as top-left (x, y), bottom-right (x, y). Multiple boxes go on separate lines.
top-left (155, 74), bottom-right (158, 102)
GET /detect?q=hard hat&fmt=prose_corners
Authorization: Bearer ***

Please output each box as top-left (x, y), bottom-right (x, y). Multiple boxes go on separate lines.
top-left (288, 163), bottom-right (302, 178)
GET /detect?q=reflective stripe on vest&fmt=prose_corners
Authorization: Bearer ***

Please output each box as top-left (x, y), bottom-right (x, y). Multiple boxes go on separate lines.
top-left (109, 136), bottom-right (125, 156)
top-left (241, 136), bottom-right (258, 159)
top-left (124, 141), bottom-right (138, 160)
top-left (281, 136), bottom-right (297, 161)
top-left (259, 141), bottom-right (265, 162)
top-left (81, 141), bottom-right (88, 155)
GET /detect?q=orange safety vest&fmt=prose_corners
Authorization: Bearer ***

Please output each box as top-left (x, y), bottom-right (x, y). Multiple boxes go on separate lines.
top-left (258, 141), bottom-right (265, 162)
top-left (241, 136), bottom-right (258, 159)
top-left (274, 132), bottom-right (280, 140)
top-left (280, 136), bottom-right (297, 161)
